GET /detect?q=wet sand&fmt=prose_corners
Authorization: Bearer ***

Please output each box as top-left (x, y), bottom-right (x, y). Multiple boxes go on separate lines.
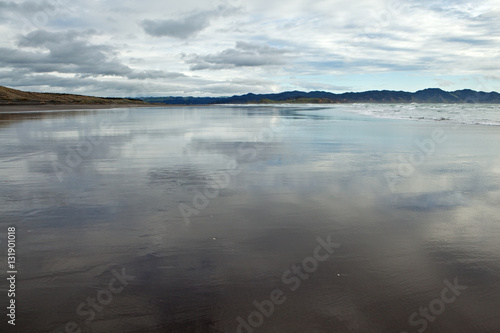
top-left (0, 106), bottom-right (499, 332)
top-left (0, 103), bottom-right (165, 113)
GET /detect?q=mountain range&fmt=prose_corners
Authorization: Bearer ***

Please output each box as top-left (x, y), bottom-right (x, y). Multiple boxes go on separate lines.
top-left (142, 88), bottom-right (500, 105)
top-left (2, 85), bottom-right (500, 106)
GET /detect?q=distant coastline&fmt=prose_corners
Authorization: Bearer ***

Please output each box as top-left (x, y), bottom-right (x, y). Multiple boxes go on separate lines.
top-left (143, 88), bottom-right (500, 105)
top-left (2, 85), bottom-right (500, 109)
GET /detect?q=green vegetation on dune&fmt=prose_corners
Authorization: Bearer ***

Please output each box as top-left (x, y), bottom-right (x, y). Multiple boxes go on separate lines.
top-left (0, 86), bottom-right (147, 105)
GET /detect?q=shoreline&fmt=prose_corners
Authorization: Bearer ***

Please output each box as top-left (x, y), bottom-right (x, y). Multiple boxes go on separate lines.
top-left (0, 103), bottom-right (167, 113)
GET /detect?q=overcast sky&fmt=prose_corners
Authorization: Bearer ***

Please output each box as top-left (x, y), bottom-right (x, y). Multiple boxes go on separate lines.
top-left (1, 0), bottom-right (499, 97)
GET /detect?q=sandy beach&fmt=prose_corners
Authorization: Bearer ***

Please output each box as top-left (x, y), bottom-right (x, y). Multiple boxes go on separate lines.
top-left (0, 105), bottom-right (499, 332)
top-left (0, 103), bottom-right (168, 113)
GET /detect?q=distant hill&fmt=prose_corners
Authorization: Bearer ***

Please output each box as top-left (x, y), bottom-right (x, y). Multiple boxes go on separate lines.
top-left (142, 88), bottom-right (500, 105)
top-left (0, 86), bottom-right (147, 105)
top-left (3, 86), bottom-right (500, 106)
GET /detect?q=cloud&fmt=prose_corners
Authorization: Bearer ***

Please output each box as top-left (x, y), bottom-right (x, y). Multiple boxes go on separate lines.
top-left (0, 0), bottom-right (59, 16)
top-left (0, 0), bottom-right (72, 28)
top-left (443, 36), bottom-right (495, 45)
top-left (410, 0), bottom-right (496, 20)
top-left (0, 29), bottom-right (185, 84)
top-left (184, 41), bottom-right (290, 70)
top-left (141, 13), bottom-right (211, 39)
top-left (3, 29), bottom-right (131, 76)
top-left (291, 80), bottom-right (352, 92)
top-left (16, 28), bottom-right (96, 47)
top-left (140, 5), bottom-right (238, 39)
top-left (0, 71), bottom-right (99, 88)
top-left (434, 78), bottom-right (455, 88)
top-left (0, 0), bottom-right (17, 10)
top-left (127, 70), bottom-right (186, 80)
top-left (1, 0), bottom-right (500, 96)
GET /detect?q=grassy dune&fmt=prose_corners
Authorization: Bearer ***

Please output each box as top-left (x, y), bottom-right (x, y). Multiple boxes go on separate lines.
top-left (0, 86), bottom-right (147, 105)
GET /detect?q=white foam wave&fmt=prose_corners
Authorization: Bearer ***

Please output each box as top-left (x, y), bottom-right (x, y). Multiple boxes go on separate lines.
top-left (344, 104), bottom-right (500, 126)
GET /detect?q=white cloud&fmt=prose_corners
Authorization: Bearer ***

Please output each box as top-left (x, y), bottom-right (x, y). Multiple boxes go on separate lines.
top-left (1, 0), bottom-right (500, 96)
top-left (184, 41), bottom-right (290, 70)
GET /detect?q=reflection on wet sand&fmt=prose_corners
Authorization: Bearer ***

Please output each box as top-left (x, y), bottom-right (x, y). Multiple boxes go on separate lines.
top-left (0, 106), bottom-right (499, 332)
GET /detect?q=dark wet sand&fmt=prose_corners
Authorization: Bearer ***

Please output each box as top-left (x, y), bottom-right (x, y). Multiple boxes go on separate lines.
top-left (0, 106), bottom-right (499, 332)
top-left (0, 103), bottom-right (165, 113)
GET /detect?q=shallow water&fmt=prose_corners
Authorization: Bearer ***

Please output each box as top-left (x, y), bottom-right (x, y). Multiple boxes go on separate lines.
top-left (0, 105), bottom-right (499, 333)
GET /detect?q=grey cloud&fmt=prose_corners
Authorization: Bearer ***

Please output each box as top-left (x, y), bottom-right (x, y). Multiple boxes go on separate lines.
top-left (444, 37), bottom-right (495, 45)
top-left (185, 41), bottom-right (290, 70)
top-left (0, 70), bottom-right (153, 95)
top-left (127, 70), bottom-right (186, 80)
top-left (0, 46), bottom-right (131, 77)
top-left (0, 29), bottom-right (185, 82)
top-left (4, 29), bottom-right (131, 76)
top-left (17, 29), bottom-right (97, 47)
top-left (141, 13), bottom-right (211, 39)
top-left (0, 72), bottom-right (156, 96)
top-left (140, 5), bottom-right (239, 39)
top-left (0, 1), bottom-right (17, 10)
top-left (0, 0), bottom-right (57, 14)
top-left (1, 71), bottom-right (99, 88)
top-left (0, 0), bottom-right (68, 21)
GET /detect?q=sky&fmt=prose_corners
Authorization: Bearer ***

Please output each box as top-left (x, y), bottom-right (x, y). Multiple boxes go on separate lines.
top-left (0, 0), bottom-right (499, 97)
